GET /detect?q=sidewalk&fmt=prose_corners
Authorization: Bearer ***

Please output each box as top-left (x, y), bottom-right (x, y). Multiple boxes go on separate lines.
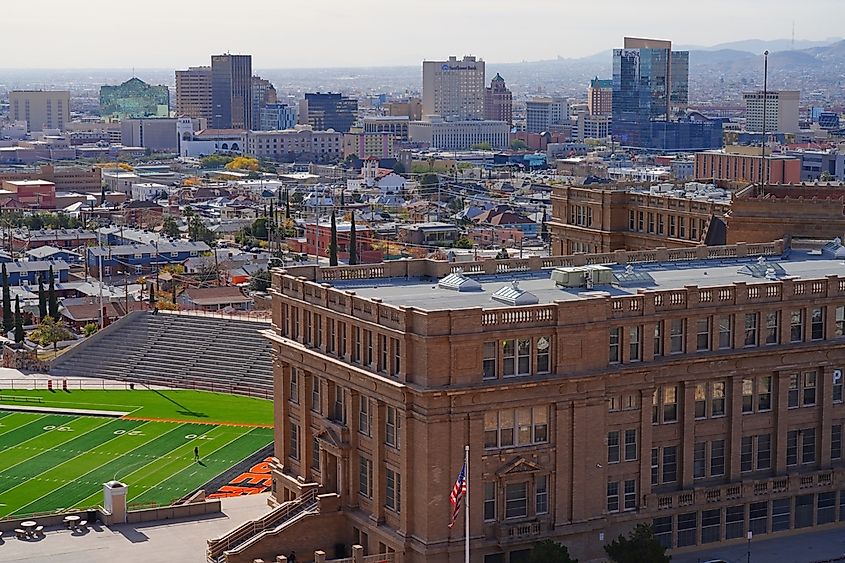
top-left (672, 527), bottom-right (845, 563)
top-left (0, 493), bottom-right (273, 563)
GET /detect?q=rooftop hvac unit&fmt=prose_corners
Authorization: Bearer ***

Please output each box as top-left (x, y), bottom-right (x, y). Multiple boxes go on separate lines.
top-left (550, 265), bottom-right (614, 288)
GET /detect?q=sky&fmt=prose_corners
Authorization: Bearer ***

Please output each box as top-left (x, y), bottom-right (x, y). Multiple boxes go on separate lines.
top-left (3, 0), bottom-right (842, 69)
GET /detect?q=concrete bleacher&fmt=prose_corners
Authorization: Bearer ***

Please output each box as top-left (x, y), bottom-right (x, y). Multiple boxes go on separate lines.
top-left (50, 311), bottom-right (273, 398)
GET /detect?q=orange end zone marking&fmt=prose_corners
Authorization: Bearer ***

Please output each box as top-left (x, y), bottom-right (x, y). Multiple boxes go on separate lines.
top-left (120, 416), bottom-right (272, 428)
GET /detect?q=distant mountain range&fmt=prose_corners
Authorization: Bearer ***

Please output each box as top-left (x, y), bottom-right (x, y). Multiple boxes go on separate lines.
top-left (677, 37), bottom-right (843, 53)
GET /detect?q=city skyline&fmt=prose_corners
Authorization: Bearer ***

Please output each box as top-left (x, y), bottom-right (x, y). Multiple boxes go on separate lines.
top-left (2, 0), bottom-right (842, 69)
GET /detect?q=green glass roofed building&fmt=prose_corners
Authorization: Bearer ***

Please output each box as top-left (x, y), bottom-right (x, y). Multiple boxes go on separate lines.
top-left (100, 77), bottom-right (170, 119)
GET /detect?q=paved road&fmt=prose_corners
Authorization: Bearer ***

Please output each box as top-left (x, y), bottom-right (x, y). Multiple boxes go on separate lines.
top-left (673, 527), bottom-right (845, 563)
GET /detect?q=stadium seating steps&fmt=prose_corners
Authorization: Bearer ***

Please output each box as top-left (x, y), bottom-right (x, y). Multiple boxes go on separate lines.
top-left (50, 311), bottom-right (273, 397)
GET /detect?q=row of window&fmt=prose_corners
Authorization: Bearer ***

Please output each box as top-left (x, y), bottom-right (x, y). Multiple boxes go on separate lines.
top-left (358, 456), bottom-right (401, 513)
top-left (484, 407), bottom-right (549, 449)
top-left (483, 476), bottom-right (549, 521)
top-left (628, 209), bottom-right (707, 241)
top-left (610, 306), bottom-right (842, 365)
top-left (483, 337), bottom-right (551, 380)
top-left (281, 306), bottom-right (402, 377)
top-left (653, 491), bottom-right (845, 549)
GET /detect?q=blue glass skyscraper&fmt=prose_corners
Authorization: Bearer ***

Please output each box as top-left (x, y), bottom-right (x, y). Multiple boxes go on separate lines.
top-left (612, 37), bottom-right (721, 152)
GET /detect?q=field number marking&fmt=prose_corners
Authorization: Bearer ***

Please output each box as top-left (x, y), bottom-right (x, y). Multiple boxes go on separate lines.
top-left (43, 426), bottom-right (73, 432)
top-left (185, 434), bottom-right (211, 440)
top-left (113, 430), bottom-right (144, 436)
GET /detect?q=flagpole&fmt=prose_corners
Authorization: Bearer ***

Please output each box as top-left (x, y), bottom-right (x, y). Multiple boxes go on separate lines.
top-left (465, 444), bottom-right (470, 563)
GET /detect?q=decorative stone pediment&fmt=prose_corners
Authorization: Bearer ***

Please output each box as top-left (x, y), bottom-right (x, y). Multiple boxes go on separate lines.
top-left (496, 456), bottom-right (542, 477)
top-left (316, 427), bottom-right (343, 451)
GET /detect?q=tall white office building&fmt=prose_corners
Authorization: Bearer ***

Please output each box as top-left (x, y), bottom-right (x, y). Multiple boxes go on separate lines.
top-left (743, 90), bottom-right (800, 134)
top-left (422, 56), bottom-right (485, 121)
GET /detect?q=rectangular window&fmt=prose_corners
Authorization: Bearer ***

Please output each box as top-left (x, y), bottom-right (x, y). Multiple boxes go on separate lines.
top-left (484, 482), bottom-right (496, 521)
top-left (742, 378), bottom-right (754, 413)
top-left (834, 369), bottom-right (844, 403)
top-left (758, 376), bottom-right (772, 411)
top-left (711, 440), bottom-right (725, 476)
top-left (606, 481), bottom-right (619, 513)
top-left (359, 397), bottom-right (372, 437)
top-left (694, 442), bottom-right (706, 479)
top-left (365, 330), bottom-right (373, 365)
top-left (741, 436), bottom-right (753, 472)
top-left (802, 428), bottom-right (816, 464)
top-left (535, 475), bottom-right (549, 514)
top-left (339, 322), bottom-right (347, 356)
top-left (662, 446), bottom-right (677, 483)
top-left (711, 381), bottom-right (726, 416)
top-left (311, 436), bottom-right (320, 470)
top-left (791, 310), bottom-right (804, 342)
top-left (832, 424), bottom-right (842, 461)
top-left (327, 318), bottom-right (336, 353)
top-left (385, 469), bottom-right (401, 512)
top-left (654, 321), bottom-right (664, 356)
top-left (670, 319), bottom-right (685, 354)
top-left (701, 508), bottom-right (721, 544)
top-left (517, 408), bottom-right (532, 445)
top-left (772, 498), bottom-right (791, 532)
top-left (677, 512), bottom-right (697, 547)
top-left (532, 406), bottom-right (548, 443)
top-left (379, 334), bottom-right (388, 372)
top-left (679, 216), bottom-right (686, 239)
top-left (744, 312), bottom-right (758, 346)
top-left (837, 306), bottom-right (845, 337)
top-left (391, 337), bottom-right (401, 376)
top-left (536, 336), bottom-right (551, 373)
top-left (696, 318), bottom-right (710, 351)
top-left (695, 383), bottom-right (707, 419)
top-left (623, 479), bottom-right (636, 511)
top-left (352, 326), bottom-right (361, 363)
top-left (669, 215), bottom-right (676, 237)
top-left (517, 338), bottom-right (531, 375)
top-left (386, 406), bottom-right (400, 449)
top-left (750, 501), bottom-right (768, 535)
top-left (289, 369), bottom-right (299, 404)
top-left (311, 377), bottom-right (322, 413)
top-left (726, 505), bottom-right (745, 540)
top-left (304, 311), bottom-right (312, 345)
top-left (624, 429), bottom-right (637, 461)
top-left (765, 311), bottom-right (779, 344)
top-left (718, 316), bottom-right (732, 349)
top-left (651, 448), bottom-right (659, 485)
top-left (757, 434), bottom-right (772, 470)
top-left (289, 422), bottom-right (300, 461)
top-left (811, 307), bottom-right (825, 340)
top-left (803, 371), bottom-right (817, 406)
top-left (609, 328), bottom-right (621, 364)
top-left (788, 374), bottom-right (800, 408)
top-left (663, 385), bottom-right (678, 422)
top-left (503, 339), bottom-right (516, 375)
top-left (629, 326), bottom-right (641, 361)
top-left (333, 385), bottom-right (347, 425)
top-left (818, 491), bottom-right (837, 525)
top-left (787, 430), bottom-right (799, 466)
top-left (505, 482), bottom-right (528, 519)
top-left (499, 410), bottom-right (514, 447)
top-left (484, 412), bottom-right (499, 449)
top-left (359, 456), bottom-right (373, 498)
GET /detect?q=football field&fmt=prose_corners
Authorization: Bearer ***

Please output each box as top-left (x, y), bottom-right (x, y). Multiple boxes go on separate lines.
top-left (0, 389), bottom-right (274, 518)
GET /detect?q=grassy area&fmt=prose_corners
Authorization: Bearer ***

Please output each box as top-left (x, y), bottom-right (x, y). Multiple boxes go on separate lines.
top-left (0, 389), bottom-right (274, 426)
top-left (0, 411), bottom-right (273, 517)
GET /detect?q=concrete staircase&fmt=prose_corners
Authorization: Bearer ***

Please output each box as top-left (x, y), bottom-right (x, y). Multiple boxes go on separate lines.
top-left (50, 311), bottom-right (274, 398)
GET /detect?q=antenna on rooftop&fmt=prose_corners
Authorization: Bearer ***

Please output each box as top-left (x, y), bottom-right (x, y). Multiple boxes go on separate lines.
top-left (791, 21), bottom-right (796, 50)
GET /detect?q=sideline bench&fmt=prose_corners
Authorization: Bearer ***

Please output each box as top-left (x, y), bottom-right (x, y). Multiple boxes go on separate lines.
top-left (0, 395), bottom-right (43, 404)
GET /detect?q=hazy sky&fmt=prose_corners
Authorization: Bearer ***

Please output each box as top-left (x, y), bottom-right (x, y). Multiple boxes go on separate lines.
top-left (4, 0), bottom-right (841, 69)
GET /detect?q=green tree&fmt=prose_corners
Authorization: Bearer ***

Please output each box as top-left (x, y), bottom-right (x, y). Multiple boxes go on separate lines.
top-left (188, 215), bottom-right (215, 244)
top-left (1, 263), bottom-right (11, 334)
top-left (528, 540), bottom-right (579, 563)
top-left (511, 139), bottom-right (529, 151)
top-left (249, 268), bottom-right (271, 292)
top-left (83, 322), bottom-right (98, 337)
top-left (48, 266), bottom-right (59, 319)
top-left (38, 275), bottom-right (47, 320)
top-left (453, 236), bottom-right (473, 249)
top-left (420, 173), bottom-right (439, 189)
top-left (250, 217), bottom-right (269, 240)
top-left (162, 216), bottom-right (180, 239)
top-left (13, 296), bottom-right (24, 344)
top-left (604, 524), bottom-right (670, 563)
top-left (496, 247), bottom-right (510, 260)
top-left (348, 214), bottom-right (358, 265)
top-left (284, 189), bottom-right (291, 220)
top-left (392, 161), bottom-right (405, 175)
top-left (328, 211), bottom-right (339, 266)
top-left (100, 183), bottom-right (106, 205)
top-left (33, 316), bottom-right (73, 352)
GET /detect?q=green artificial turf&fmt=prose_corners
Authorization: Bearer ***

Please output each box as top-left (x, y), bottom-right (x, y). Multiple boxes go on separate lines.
top-left (0, 389), bottom-right (273, 426)
top-left (0, 410), bottom-right (273, 517)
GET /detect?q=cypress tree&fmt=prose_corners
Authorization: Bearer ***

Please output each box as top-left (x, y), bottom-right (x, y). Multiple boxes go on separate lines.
top-left (149, 285), bottom-right (156, 308)
top-left (172, 282), bottom-right (177, 304)
top-left (1, 263), bottom-right (11, 334)
top-left (348, 214), bottom-right (358, 265)
top-left (13, 296), bottom-right (23, 344)
top-left (48, 266), bottom-right (59, 319)
top-left (284, 189), bottom-right (290, 220)
top-left (100, 184), bottom-right (106, 205)
top-left (38, 275), bottom-right (47, 320)
top-left (328, 211), bottom-right (339, 267)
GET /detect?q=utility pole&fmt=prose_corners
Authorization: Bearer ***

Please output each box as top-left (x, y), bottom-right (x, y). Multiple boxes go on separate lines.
top-left (761, 50), bottom-right (769, 189)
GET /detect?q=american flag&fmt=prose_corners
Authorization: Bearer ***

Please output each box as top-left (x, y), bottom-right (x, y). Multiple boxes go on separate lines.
top-left (448, 461), bottom-right (467, 528)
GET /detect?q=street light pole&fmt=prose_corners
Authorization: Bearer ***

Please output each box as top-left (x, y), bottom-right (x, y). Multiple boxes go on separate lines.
top-left (746, 530), bottom-right (753, 563)
top-left (761, 50), bottom-right (769, 188)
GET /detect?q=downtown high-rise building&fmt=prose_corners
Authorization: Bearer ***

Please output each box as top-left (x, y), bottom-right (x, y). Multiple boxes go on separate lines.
top-left (301, 92), bottom-right (358, 133)
top-left (175, 66), bottom-right (213, 121)
top-left (211, 54), bottom-right (252, 129)
top-left (484, 73), bottom-right (513, 125)
top-left (9, 90), bottom-right (70, 132)
top-left (588, 77), bottom-right (613, 117)
top-left (743, 90), bottom-right (800, 135)
top-left (422, 55), bottom-right (485, 121)
top-left (612, 37), bottom-right (720, 151)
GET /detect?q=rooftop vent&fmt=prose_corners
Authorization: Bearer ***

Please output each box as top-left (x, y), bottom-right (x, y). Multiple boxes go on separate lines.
top-left (551, 265), bottom-right (614, 288)
top-left (438, 270), bottom-right (482, 292)
top-left (822, 237), bottom-right (845, 259)
top-left (613, 264), bottom-right (656, 287)
top-left (738, 256), bottom-right (787, 279)
top-left (491, 281), bottom-right (539, 306)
